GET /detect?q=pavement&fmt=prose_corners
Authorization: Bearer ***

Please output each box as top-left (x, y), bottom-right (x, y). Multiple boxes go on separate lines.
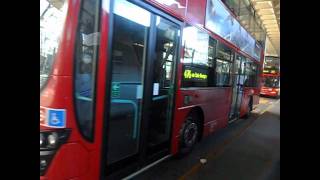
top-left (135, 97), bottom-right (280, 180)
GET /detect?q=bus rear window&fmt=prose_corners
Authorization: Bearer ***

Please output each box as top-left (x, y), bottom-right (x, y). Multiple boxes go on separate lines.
top-left (40, 0), bottom-right (68, 89)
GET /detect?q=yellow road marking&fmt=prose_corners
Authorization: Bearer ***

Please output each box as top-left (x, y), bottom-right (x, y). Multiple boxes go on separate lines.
top-left (259, 98), bottom-right (269, 104)
top-left (259, 99), bottom-right (279, 115)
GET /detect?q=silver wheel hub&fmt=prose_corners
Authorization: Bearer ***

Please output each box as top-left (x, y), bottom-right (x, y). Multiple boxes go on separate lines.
top-left (184, 122), bottom-right (198, 147)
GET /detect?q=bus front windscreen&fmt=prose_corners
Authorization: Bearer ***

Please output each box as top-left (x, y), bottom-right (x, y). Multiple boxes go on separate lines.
top-left (263, 76), bottom-right (280, 88)
top-left (40, 0), bottom-right (68, 89)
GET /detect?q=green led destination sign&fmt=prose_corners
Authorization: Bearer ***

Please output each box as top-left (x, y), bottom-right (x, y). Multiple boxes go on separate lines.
top-left (184, 69), bottom-right (208, 80)
top-left (263, 69), bottom-right (278, 74)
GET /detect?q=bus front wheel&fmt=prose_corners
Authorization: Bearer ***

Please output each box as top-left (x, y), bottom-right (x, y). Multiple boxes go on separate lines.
top-left (177, 113), bottom-right (199, 157)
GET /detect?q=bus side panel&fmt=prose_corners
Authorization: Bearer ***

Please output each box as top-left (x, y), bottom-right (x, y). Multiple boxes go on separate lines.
top-left (170, 86), bottom-right (189, 155)
top-left (253, 87), bottom-right (260, 105)
top-left (240, 88), bottom-right (248, 117)
top-left (253, 94), bottom-right (260, 106)
top-left (171, 87), bottom-right (232, 154)
top-left (199, 88), bottom-right (232, 136)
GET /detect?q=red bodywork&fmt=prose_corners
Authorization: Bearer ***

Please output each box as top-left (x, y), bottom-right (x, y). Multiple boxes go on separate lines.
top-left (40, 0), bottom-right (264, 179)
top-left (40, 0), bottom-right (110, 179)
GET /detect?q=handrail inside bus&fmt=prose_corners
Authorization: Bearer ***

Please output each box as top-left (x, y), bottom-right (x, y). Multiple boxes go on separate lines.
top-left (76, 94), bottom-right (92, 101)
top-left (76, 94), bottom-right (139, 139)
top-left (152, 95), bottom-right (168, 101)
top-left (111, 99), bottom-right (139, 139)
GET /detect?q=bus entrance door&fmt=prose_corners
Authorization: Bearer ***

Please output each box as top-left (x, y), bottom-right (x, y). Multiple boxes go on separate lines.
top-left (145, 16), bottom-right (179, 160)
top-left (229, 54), bottom-right (245, 121)
top-left (103, 0), bottom-right (180, 177)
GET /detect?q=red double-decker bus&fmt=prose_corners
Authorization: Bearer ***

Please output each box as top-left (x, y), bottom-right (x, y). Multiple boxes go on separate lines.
top-left (261, 71), bottom-right (280, 98)
top-left (40, 0), bottom-right (264, 179)
top-left (260, 56), bottom-right (280, 98)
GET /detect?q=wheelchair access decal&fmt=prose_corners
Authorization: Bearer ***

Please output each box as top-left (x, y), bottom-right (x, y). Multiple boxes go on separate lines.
top-left (46, 108), bottom-right (66, 128)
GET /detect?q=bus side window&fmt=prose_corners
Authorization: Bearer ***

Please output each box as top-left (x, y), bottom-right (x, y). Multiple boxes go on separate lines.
top-left (74, 0), bottom-right (100, 140)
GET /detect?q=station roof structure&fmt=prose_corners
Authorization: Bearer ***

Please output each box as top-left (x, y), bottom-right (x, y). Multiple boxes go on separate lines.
top-left (250, 0), bottom-right (280, 56)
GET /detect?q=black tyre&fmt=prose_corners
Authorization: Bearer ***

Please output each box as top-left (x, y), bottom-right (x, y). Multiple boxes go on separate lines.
top-left (177, 113), bottom-right (199, 157)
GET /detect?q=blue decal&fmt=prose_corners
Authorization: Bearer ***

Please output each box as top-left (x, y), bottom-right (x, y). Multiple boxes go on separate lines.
top-left (47, 109), bottom-right (66, 128)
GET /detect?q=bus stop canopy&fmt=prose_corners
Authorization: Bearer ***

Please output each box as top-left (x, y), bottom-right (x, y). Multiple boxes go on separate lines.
top-left (251, 0), bottom-right (280, 56)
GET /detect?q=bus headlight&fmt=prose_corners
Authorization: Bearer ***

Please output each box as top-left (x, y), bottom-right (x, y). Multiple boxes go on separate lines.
top-left (47, 132), bottom-right (58, 148)
top-left (40, 133), bottom-right (44, 146)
